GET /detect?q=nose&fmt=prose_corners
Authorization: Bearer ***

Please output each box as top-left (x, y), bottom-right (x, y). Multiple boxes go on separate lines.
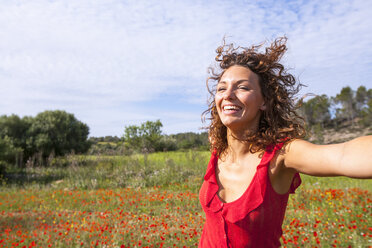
top-left (222, 87), bottom-right (236, 100)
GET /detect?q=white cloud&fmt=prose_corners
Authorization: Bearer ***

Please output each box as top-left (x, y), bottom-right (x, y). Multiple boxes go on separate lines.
top-left (0, 0), bottom-right (371, 136)
top-left (284, 0), bottom-right (372, 95)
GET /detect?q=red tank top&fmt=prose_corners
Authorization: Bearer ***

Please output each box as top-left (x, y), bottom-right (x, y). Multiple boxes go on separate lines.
top-left (199, 143), bottom-right (301, 247)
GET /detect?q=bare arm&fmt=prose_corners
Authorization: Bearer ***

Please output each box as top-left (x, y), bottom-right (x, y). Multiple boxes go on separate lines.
top-left (283, 136), bottom-right (372, 178)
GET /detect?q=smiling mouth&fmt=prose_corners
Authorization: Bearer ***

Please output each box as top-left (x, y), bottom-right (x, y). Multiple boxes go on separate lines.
top-left (223, 105), bottom-right (240, 110)
top-left (222, 105), bottom-right (242, 113)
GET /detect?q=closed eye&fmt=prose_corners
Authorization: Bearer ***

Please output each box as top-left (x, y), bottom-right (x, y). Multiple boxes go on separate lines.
top-left (238, 86), bottom-right (250, 90)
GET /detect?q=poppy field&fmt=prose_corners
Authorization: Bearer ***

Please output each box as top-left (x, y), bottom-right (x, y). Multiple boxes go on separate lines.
top-left (0, 151), bottom-right (371, 247)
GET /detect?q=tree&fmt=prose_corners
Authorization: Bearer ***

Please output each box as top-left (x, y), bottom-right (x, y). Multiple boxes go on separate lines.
top-left (123, 125), bottom-right (142, 150)
top-left (26, 110), bottom-right (91, 157)
top-left (0, 136), bottom-right (23, 165)
top-left (360, 98), bottom-right (372, 127)
top-left (123, 120), bottom-right (163, 152)
top-left (103, 136), bottom-right (121, 143)
top-left (170, 132), bottom-right (209, 150)
top-left (300, 95), bottom-right (331, 128)
top-left (334, 86), bottom-right (356, 124)
top-left (0, 114), bottom-right (31, 150)
top-left (0, 115), bottom-right (32, 164)
top-left (0, 110), bottom-right (90, 166)
top-left (355, 86), bottom-right (368, 117)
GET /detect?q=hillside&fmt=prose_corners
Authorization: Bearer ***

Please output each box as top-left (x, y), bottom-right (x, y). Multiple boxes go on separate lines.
top-left (308, 122), bottom-right (372, 144)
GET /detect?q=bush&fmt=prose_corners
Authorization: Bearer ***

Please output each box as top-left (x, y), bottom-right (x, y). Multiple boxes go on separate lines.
top-left (0, 136), bottom-right (23, 165)
top-left (0, 111), bottom-right (91, 165)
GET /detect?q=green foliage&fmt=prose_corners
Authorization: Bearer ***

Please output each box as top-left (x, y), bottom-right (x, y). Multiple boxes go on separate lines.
top-left (301, 95), bottom-right (331, 127)
top-left (1, 150), bottom-right (370, 192)
top-left (355, 86), bottom-right (368, 113)
top-left (90, 131), bottom-right (209, 155)
top-left (0, 114), bottom-right (31, 156)
top-left (334, 86), bottom-right (356, 123)
top-left (359, 98), bottom-right (372, 127)
top-left (158, 135), bottom-right (178, 151)
top-left (355, 87), bottom-right (372, 127)
top-left (89, 136), bottom-right (121, 143)
top-left (0, 136), bottom-right (23, 165)
top-left (298, 85), bottom-right (372, 135)
top-left (1, 151), bottom-right (210, 190)
top-left (0, 110), bottom-right (91, 166)
top-left (27, 110), bottom-right (90, 157)
top-left (169, 132), bottom-right (209, 150)
top-left (123, 120), bottom-right (165, 152)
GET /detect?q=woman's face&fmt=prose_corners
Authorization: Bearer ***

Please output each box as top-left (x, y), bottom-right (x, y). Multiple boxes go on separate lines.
top-left (215, 65), bottom-right (265, 133)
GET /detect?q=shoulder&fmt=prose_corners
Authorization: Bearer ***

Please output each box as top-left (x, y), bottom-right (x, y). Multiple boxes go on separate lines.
top-left (280, 139), bottom-right (315, 160)
top-left (272, 139), bottom-right (309, 175)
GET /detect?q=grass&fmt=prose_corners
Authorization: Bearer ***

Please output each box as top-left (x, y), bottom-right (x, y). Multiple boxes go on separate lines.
top-left (0, 150), bottom-right (371, 247)
top-left (2, 151), bottom-right (210, 191)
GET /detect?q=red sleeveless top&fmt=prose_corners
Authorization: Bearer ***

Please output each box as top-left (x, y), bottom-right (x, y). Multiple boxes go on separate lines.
top-left (199, 143), bottom-right (301, 247)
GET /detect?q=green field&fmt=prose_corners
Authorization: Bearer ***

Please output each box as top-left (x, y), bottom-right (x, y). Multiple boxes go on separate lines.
top-left (0, 151), bottom-right (371, 247)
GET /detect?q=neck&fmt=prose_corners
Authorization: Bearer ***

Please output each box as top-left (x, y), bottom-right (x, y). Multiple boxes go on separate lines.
top-left (225, 128), bottom-right (254, 162)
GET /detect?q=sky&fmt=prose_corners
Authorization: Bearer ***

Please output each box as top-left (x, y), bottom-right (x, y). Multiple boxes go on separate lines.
top-left (0, 0), bottom-right (371, 137)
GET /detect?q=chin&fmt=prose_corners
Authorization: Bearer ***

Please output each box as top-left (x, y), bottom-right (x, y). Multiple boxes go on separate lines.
top-left (220, 118), bottom-right (236, 127)
top-left (221, 121), bottom-right (243, 131)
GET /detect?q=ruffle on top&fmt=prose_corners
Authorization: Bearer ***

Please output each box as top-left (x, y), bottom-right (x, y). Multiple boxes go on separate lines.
top-left (201, 143), bottom-right (301, 223)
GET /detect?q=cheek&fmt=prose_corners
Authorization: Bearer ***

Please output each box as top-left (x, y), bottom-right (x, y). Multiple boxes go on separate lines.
top-left (214, 96), bottom-right (222, 108)
top-left (214, 93), bottom-right (221, 101)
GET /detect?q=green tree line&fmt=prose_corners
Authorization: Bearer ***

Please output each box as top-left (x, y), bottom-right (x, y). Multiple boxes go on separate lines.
top-left (299, 85), bottom-right (372, 130)
top-left (89, 120), bottom-right (209, 155)
top-left (0, 110), bottom-right (90, 168)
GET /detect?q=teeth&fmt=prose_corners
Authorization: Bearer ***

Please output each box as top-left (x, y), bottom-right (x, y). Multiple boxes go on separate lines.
top-left (224, 105), bottom-right (240, 110)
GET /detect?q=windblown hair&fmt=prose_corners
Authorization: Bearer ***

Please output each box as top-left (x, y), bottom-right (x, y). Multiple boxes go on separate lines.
top-left (203, 37), bottom-right (306, 156)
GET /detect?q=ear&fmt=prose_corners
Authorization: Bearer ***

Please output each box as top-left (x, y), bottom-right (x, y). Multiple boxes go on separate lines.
top-left (260, 102), bottom-right (266, 111)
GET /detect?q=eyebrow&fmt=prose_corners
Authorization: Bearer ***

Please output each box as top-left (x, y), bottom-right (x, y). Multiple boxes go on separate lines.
top-left (218, 79), bottom-right (251, 84)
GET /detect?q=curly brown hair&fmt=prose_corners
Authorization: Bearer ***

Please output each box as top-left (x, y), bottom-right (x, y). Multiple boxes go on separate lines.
top-left (203, 37), bottom-right (306, 156)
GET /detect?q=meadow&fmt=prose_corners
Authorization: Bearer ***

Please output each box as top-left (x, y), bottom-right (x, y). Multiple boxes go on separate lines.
top-left (0, 150), bottom-right (371, 247)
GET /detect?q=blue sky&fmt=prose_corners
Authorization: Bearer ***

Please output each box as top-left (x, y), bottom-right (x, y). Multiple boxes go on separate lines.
top-left (0, 0), bottom-right (371, 137)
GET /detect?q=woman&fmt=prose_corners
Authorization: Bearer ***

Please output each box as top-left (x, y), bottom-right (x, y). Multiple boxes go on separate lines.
top-left (199, 37), bottom-right (372, 247)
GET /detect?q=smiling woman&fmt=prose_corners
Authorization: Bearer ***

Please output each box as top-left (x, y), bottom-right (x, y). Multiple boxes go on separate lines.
top-left (215, 66), bottom-right (266, 136)
top-left (199, 37), bottom-right (372, 247)
top-left (204, 37), bottom-right (306, 156)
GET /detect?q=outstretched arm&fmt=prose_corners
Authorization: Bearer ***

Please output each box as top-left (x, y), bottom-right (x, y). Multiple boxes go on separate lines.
top-left (283, 136), bottom-right (372, 178)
